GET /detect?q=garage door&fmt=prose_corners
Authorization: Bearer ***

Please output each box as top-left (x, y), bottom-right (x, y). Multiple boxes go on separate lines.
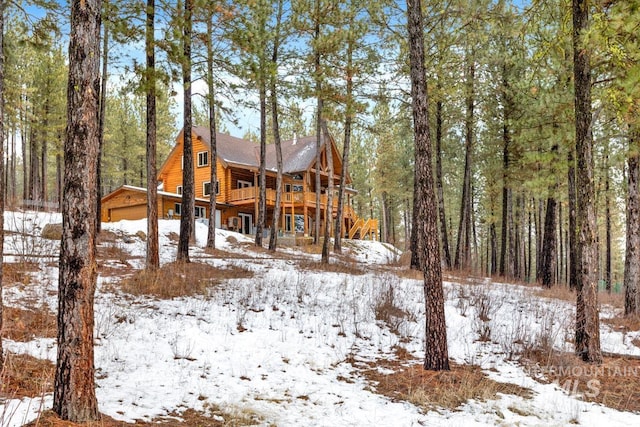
top-left (110, 204), bottom-right (147, 222)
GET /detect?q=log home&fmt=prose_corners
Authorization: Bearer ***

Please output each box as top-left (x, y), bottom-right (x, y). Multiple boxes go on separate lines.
top-left (101, 126), bottom-right (378, 240)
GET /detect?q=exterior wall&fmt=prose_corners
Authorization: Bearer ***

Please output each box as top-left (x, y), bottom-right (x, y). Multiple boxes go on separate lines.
top-left (159, 132), bottom-right (227, 203)
top-left (101, 188), bottom-right (213, 223)
top-left (102, 191), bottom-right (148, 222)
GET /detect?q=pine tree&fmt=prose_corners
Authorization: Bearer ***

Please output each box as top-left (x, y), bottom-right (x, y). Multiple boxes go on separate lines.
top-left (54, 0), bottom-right (101, 419)
top-left (407, 0), bottom-right (449, 371)
top-left (177, 0), bottom-right (194, 262)
top-left (572, 0), bottom-right (601, 364)
top-left (145, 0), bottom-right (159, 269)
top-left (0, 0), bottom-right (5, 372)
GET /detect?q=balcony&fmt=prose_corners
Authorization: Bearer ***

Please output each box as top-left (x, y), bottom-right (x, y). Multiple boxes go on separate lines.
top-left (228, 187), bottom-right (342, 211)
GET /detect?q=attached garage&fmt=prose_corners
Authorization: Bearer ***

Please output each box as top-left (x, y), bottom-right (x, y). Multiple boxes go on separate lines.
top-left (101, 184), bottom-right (228, 225)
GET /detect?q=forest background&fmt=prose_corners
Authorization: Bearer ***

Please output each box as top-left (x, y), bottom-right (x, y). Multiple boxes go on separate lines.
top-left (2, 0), bottom-right (638, 289)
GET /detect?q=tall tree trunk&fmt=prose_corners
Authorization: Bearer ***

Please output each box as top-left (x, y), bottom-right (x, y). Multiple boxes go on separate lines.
top-left (21, 101), bottom-right (27, 202)
top-left (145, 0), bottom-right (159, 270)
top-left (573, 0), bottom-right (601, 363)
top-left (41, 97), bottom-right (49, 203)
top-left (407, 0), bottom-right (449, 371)
top-left (604, 149), bottom-right (611, 293)
top-left (624, 127), bottom-right (640, 315)
top-left (97, 10), bottom-right (108, 233)
top-left (334, 32), bottom-right (354, 253)
top-left (268, 0), bottom-right (284, 252)
top-left (29, 123), bottom-right (39, 202)
top-left (10, 126), bottom-right (16, 205)
top-left (454, 49), bottom-right (475, 271)
top-left (206, 13), bottom-right (218, 250)
top-left (313, 7), bottom-right (322, 245)
top-left (255, 73), bottom-right (267, 247)
top-left (540, 144), bottom-right (559, 287)
top-left (321, 122), bottom-right (334, 263)
top-left (540, 196), bottom-right (557, 287)
top-left (434, 83), bottom-right (451, 268)
top-left (558, 200), bottom-right (564, 285)
top-left (0, 0), bottom-right (5, 370)
top-left (54, 0), bottom-right (101, 420)
top-left (381, 191), bottom-right (389, 243)
top-left (527, 200), bottom-right (533, 282)
top-left (499, 60), bottom-right (512, 277)
top-left (568, 147), bottom-right (578, 289)
top-left (177, 0), bottom-right (194, 262)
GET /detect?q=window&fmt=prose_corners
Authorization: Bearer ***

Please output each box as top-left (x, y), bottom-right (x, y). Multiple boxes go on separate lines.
top-left (174, 203), bottom-right (182, 216)
top-left (237, 179), bottom-right (252, 188)
top-left (176, 185), bottom-right (183, 195)
top-left (203, 181), bottom-right (220, 197)
top-left (195, 206), bottom-right (206, 218)
top-left (197, 151), bottom-right (209, 167)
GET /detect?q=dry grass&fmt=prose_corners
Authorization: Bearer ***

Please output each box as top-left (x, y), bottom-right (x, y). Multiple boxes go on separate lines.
top-left (2, 262), bottom-right (38, 285)
top-left (297, 259), bottom-right (365, 275)
top-left (1, 352), bottom-right (54, 398)
top-left (350, 348), bottom-right (531, 412)
top-left (521, 350), bottom-right (640, 412)
top-left (602, 314), bottom-right (640, 335)
top-left (118, 262), bottom-right (253, 299)
top-left (22, 406), bottom-right (262, 426)
top-left (2, 305), bottom-right (57, 341)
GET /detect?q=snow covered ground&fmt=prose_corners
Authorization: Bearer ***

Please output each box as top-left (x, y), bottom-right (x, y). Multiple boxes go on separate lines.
top-left (2, 211), bottom-right (640, 426)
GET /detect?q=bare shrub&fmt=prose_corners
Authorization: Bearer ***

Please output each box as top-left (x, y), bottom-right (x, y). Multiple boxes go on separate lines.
top-left (372, 276), bottom-right (416, 335)
top-left (468, 285), bottom-right (501, 343)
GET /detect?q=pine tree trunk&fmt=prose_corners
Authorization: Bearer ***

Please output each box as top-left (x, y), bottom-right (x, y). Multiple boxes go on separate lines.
top-left (321, 122), bottom-right (334, 263)
top-left (313, 9), bottom-right (322, 245)
top-left (454, 49), bottom-right (474, 271)
top-left (21, 105), bottom-right (27, 202)
top-left (624, 127), bottom-right (640, 315)
top-left (41, 98), bottom-right (48, 203)
top-left (146, 0), bottom-right (159, 270)
top-left (573, 0), bottom-right (601, 363)
top-left (540, 196), bottom-right (557, 287)
top-left (528, 200), bottom-right (533, 282)
top-left (97, 12), bottom-right (108, 233)
top-left (268, 83), bottom-right (283, 251)
top-left (10, 126), bottom-right (16, 205)
top-left (177, 0), bottom-right (194, 262)
top-left (0, 0), bottom-right (5, 370)
top-left (53, 0), bottom-right (101, 419)
top-left (604, 150), bottom-right (611, 293)
top-left (29, 123), bottom-right (39, 202)
top-left (268, 0), bottom-right (284, 252)
top-left (558, 201), bottom-right (564, 285)
top-left (435, 87), bottom-right (451, 268)
top-left (206, 14), bottom-right (218, 250)
top-left (255, 75), bottom-right (267, 247)
top-left (568, 148), bottom-right (578, 289)
top-left (407, 0), bottom-right (449, 371)
top-left (334, 34), bottom-right (354, 253)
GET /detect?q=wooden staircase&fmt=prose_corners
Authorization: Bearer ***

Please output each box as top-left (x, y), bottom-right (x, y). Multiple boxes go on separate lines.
top-left (348, 217), bottom-right (378, 240)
